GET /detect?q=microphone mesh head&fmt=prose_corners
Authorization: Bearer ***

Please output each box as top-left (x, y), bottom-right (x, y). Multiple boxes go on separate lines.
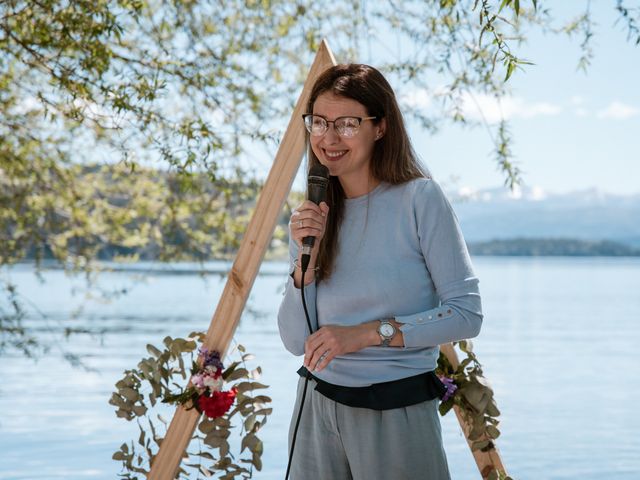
top-left (309, 164), bottom-right (329, 180)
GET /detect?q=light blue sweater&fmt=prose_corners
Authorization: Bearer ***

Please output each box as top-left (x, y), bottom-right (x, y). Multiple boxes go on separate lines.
top-left (277, 178), bottom-right (483, 387)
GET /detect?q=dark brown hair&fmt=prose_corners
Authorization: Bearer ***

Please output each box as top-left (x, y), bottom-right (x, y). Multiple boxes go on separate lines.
top-left (305, 64), bottom-right (428, 281)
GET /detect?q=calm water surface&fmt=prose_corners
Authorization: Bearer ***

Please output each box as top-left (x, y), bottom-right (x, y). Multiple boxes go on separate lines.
top-left (1, 257), bottom-right (639, 479)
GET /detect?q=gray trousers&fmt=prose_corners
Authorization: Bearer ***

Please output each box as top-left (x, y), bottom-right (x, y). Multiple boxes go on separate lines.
top-left (288, 377), bottom-right (451, 480)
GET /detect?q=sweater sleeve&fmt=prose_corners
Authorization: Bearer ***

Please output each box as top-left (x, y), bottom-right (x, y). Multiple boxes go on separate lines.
top-left (397, 179), bottom-right (483, 348)
top-left (277, 238), bottom-right (318, 356)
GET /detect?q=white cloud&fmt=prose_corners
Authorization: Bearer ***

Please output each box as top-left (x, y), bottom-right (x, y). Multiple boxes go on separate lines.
top-left (400, 89), bottom-right (432, 110)
top-left (401, 88), bottom-right (563, 123)
top-left (460, 93), bottom-right (562, 123)
top-left (597, 101), bottom-right (639, 120)
top-left (570, 95), bottom-right (584, 106)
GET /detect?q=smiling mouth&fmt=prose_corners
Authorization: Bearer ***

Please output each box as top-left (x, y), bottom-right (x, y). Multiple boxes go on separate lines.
top-left (324, 150), bottom-right (348, 161)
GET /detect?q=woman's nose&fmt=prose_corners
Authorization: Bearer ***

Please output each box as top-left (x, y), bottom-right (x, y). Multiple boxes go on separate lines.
top-left (322, 123), bottom-right (340, 143)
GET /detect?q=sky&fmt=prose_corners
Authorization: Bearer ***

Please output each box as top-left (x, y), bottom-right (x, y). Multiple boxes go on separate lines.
top-left (284, 3), bottom-right (640, 196)
top-left (408, 3), bottom-right (640, 196)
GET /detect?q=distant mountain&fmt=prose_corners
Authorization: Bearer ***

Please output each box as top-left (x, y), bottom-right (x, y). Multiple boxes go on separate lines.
top-left (447, 185), bottom-right (640, 247)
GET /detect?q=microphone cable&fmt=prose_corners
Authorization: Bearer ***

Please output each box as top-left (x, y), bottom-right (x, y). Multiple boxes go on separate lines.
top-left (285, 163), bottom-right (328, 479)
top-left (284, 263), bottom-right (314, 480)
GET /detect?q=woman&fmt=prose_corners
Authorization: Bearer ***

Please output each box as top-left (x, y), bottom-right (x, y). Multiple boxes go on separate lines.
top-left (277, 64), bottom-right (482, 479)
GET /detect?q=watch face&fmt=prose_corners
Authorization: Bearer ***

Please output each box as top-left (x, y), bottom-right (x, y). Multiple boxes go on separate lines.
top-left (380, 323), bottom-right (395, 337)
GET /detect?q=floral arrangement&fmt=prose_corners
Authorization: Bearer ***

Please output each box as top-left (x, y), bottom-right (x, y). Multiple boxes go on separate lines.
top-left (436, 341), bottom-right (514, 480)
top-left (111, 333), bottom-right (508, 479)
top-left (164, 347), bottom-right (238, 419)
top-left (110, 332), bottom-right (271, 479)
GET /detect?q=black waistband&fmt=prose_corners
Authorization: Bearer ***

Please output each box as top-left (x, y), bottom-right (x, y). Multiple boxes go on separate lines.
top-left (297, 366), bottom-right (446, 411)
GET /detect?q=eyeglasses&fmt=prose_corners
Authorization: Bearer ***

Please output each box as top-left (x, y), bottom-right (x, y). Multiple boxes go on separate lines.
top-left (302, 114), bottom-right (377, 138)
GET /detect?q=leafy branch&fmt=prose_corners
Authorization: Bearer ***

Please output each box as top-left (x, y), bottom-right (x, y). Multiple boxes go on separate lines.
top-left (437, 340), bottom-right (512, 480)
top-left (110, 333), bottom-right (271, 479)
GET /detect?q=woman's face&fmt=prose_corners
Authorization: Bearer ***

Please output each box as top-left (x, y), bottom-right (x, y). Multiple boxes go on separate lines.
top-left (310, 92), bottom-right (384, 189)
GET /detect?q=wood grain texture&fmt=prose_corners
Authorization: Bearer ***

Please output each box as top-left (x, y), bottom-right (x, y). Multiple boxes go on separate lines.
top-left (147, 40), bottom-right (337, 480)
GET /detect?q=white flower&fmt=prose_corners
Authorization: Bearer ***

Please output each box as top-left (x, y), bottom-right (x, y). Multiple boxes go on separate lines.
top-left (203, 375), bottom-right (224, 392)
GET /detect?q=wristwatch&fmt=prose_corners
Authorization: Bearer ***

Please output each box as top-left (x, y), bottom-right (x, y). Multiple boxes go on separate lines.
top-left (377, 319), bottom-right (397, 347)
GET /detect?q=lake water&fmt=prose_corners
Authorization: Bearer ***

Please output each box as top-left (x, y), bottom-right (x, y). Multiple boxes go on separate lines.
top-left (1, 257), bottom-right (639, 479)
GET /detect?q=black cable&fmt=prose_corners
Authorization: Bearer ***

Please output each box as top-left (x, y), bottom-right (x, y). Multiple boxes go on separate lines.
top-left (285, 262), bottom-right (314, 480)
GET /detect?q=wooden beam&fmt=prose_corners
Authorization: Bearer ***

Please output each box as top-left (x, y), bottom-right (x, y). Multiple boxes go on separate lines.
top-left (147, 40), bottom-right (337, 480)
top-left (440, 343), bottom-right (508, 479)
top-left (147, 39), bottom-right (507, 479)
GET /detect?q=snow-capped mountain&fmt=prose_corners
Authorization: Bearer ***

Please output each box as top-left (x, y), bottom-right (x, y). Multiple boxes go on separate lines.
top-left (447, 185), bottom-right (640, 247)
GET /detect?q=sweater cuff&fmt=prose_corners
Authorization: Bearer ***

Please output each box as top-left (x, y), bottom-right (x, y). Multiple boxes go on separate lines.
top-left (396, 305), bottom-right (456, 348)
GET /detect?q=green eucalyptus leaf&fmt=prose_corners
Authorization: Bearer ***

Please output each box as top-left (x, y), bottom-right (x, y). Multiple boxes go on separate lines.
top-left (120, 387), bottom-right (139, 402)
top-left (132, 405), bottom-right (148, 417)
top-left (438, 400), bottom-right (454, 416)
top-left (241, 433), bottom-right (258, 453)
top-left (203, 433), bottom-right (224, 448)
top-left (471, 439), bottom-right (490, 451)
top-left (468, 427), bottom-right (483, 441)
top-left (225, 367), bottom-right (249, 381)
top-left (195, 451), bottom-right (215, 460)
top-left (486, 400), bottom-right (501, 417)
top-left (459, 339), bottom-right (473, 353)
top-left (252, 395), bottom-right (272, 405)
top-left (219, 440), bottom-right (230, 458)
top-left (252, 453), bottom-right (263, 471)
top-left (244, 413), bottom-right (257, 431)
top-left (461, 384), bottom-right (491, 412)
top-left (197, 423), bottom-right (213, 436)
top-left (486, 425), bottom-right (501, 439)
top-left (115, 410), bottom-right (132, 420)
top-left (109, 393), bottom-right (127, 408)
top-left (146, 344), bottom-right (162, 358)
top-left (235, 381), bottom-right (269, 393)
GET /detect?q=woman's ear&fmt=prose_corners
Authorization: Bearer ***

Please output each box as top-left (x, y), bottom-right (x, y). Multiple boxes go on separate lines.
top-left (375, 118), bottom-right (387, 140)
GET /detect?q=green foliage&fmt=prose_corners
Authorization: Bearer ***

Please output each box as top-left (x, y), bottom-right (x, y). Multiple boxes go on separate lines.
top-left (437, 343), bottom-right (515, 478)
top-left (110, 334), bottom-right (271, 479)
top-left (2, 1), bottom-right (638, 359)
top-left (437, 341), bottom-right (502, 453)
top-left (488, 469), bottom-right (514, 480)
top-left (0, 281), bottom-right (38, 356)
top-left (469, 238), bottom-right (640, 256)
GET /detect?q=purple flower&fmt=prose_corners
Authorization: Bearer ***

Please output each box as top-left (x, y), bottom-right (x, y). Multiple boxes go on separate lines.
top-left (199, 347), bottom-right (224, 371)
top-left (438, 375), bottom-right (458, 402)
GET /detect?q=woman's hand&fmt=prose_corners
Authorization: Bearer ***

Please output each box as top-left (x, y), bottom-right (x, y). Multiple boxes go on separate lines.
top-left (303, 323), bottom-right (378, 372)
top-left (289, 200), bottom-right (329, 250)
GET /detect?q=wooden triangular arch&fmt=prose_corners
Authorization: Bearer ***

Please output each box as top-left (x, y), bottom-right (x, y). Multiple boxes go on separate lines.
top-left (148, 40), bottom-right (506, 480)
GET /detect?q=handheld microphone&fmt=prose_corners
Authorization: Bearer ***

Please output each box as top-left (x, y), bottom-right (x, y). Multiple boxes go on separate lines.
top-left (300, 164), bottom-right (329, 272)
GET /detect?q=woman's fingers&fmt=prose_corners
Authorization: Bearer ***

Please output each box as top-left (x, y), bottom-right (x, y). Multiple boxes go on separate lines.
top-left (290, 201), bottom-right (329, 246)
top-left (304, 331), bottom-right (326, 369)
top-left (304, 326), bottom-right (345, 372)
top-left (298, 200), bottom-right (327, 215)
top-left (313, 349), bottom-right (333, 372)
top-left (290, 215), bottom-right (324, 231)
